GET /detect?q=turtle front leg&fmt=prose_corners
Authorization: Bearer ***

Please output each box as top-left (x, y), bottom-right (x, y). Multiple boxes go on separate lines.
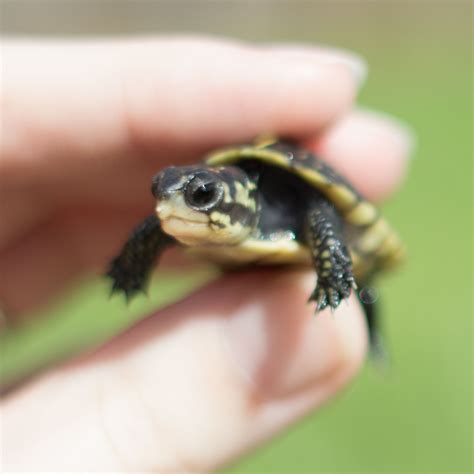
top-left (305, 199), bottom-right (356, 311)
top-left (106, 214), bottom-right (174, 301)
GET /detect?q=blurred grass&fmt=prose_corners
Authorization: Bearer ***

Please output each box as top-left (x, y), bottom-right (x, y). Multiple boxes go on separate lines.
top-left (1, 2), bottom-right (472, 473)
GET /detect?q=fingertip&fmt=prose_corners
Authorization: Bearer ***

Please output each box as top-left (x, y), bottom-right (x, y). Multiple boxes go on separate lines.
top-left (308, 108), bottom-right (415, 200)
top-left (262, 43), bottom-right (368, 88)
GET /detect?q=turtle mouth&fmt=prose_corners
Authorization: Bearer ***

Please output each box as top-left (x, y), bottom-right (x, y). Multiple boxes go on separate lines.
top-left (160, 215), bottom-right (214, 245)
top-left (164, 215), bottom-right (210, 228)
top-left (156, 196), bottom-right (209, 223)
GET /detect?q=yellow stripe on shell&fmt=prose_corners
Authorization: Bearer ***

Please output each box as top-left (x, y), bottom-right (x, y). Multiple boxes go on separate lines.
top-left (376, 235), bottom-right (406, 268)
top-left (356, 218), bottom-right (391, 255)
top-left (323, 183), bottom-right (360, 211)
top-left (344, 201), bottom-right (379, 225)
top-left (375, 232), bottom-right (403, 259)
top-left (293, 165), bottom-right (330, 186)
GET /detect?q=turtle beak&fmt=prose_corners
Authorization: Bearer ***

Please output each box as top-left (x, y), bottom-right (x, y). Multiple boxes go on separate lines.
top-left (151, 167), bottom-right (190, 200)
top-left (155, 199), bottom-right (173, 220)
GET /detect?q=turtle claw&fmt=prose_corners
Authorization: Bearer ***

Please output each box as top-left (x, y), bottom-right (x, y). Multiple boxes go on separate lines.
top-left (308, 286), bottom-right (328, 311)
top-left (309, 273), bottom-right (355, 313)
top-left (106, 263), bottom-right (147, 303)
top-left (105, 213), bottom-right (172, 303)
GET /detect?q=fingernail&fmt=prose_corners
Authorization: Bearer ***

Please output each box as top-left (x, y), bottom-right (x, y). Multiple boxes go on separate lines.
top-left (266, 44), bottom-right (368, 87)
top-left (313, 46), bottom-right (368, 87)
top-left (221, 271), bottom-right (367, 399)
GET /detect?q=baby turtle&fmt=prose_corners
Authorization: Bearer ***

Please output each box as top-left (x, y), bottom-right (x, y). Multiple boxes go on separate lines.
top-left (107, 138), bottom-right (404, 352)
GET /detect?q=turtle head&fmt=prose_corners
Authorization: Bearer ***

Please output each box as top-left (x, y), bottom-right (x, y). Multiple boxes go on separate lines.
top-left (151, 165), bottom-right (258, 246)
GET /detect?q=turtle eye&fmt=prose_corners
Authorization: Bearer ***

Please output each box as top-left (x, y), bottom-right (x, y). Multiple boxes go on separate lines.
top-left (184, 175), bottom-right (224, 211)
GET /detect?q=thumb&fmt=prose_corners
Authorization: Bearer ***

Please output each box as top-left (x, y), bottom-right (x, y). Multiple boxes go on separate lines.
top-left (2, 269), bottom-right (367, 472)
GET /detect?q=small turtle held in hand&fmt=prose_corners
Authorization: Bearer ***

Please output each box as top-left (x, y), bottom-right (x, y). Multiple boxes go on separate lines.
top-left (107, 138), bottom-right (404, 352)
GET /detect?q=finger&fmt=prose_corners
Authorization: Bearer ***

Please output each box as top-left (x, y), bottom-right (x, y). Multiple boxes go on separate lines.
top-left (2, 37), bottom-right (364, 182)
top-left (306, 108), bottom-right (415, 201)
top-left (2, 269), bottom-right (367, 471)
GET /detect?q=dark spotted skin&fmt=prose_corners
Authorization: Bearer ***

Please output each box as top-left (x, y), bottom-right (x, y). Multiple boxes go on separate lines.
top-left (305, 199), bottom-right (356, 310)
top-left (106, 215), bottom-right (173, 300)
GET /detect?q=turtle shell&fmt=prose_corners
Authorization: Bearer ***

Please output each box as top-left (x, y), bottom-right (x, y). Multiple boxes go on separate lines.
top-left (202, 138), bottom-right (405, 281)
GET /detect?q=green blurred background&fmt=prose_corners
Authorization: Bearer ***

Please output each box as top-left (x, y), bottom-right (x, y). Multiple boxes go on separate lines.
top-left (1, 1), bottom-right (472, 472)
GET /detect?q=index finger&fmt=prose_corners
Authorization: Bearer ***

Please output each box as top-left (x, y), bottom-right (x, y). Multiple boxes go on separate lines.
top-left (1, 36), bottom-right (365, 188)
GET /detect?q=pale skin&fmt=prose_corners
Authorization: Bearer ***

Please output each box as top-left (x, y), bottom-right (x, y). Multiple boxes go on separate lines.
top-left (0, 37), bottom-right (413, 471)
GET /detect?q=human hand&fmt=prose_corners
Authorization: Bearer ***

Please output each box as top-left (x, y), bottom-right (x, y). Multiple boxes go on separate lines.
top-left (1, 37), bottom-right (412, 471)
